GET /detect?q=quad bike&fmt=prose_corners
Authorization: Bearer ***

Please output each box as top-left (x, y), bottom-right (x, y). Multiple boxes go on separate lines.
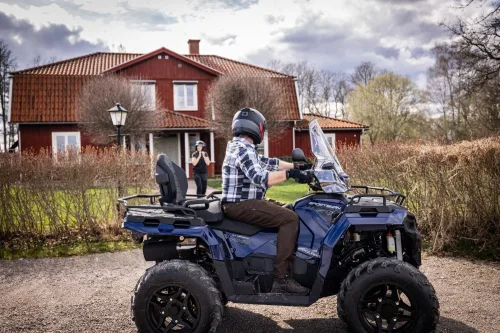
top-left (119, 119), bottom-right (439, 333)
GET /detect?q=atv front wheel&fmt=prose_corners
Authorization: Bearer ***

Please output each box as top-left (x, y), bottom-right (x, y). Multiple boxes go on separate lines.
top-left (131, 260), bottom-right (223, 333)
top-left (337, 258), bottom-right (439, 333)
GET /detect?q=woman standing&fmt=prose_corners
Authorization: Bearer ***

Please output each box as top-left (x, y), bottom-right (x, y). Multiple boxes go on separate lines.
top-left (191, 140), bottom-right (211, 196)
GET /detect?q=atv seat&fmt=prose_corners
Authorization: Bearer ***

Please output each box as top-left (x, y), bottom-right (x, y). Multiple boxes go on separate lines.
top-left (211, 218), bottom-right (266, 236)
top-left (192, 200), bottom-right (268, 236)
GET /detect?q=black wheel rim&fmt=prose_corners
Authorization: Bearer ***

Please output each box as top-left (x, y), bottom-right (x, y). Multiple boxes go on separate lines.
top-left (357, 283), bottom-right (418, 333)
top-left (147, 284), bottom-right (201, 333)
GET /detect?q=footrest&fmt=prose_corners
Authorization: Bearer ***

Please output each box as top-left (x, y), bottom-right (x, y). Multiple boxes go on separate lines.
top-left (227, 293), bottom-right (310, 306)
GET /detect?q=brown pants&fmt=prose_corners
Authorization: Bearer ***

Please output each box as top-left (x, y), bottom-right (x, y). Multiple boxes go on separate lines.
top-left (223, 199), bottom-right (299, 279)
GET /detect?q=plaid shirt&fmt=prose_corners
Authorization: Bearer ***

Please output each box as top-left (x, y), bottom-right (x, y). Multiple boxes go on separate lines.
top-left (221, 137), bottom-right (280, 203)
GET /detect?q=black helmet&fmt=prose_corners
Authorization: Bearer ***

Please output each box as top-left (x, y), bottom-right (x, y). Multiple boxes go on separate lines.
top-left (232, 107), bottom-right (267, 145)
top-left (195, 140), bottom-right (205, 149)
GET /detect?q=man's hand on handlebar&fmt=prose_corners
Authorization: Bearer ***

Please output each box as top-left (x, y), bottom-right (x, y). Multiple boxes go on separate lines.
top-left (286, 169), bottom-right (314, 183)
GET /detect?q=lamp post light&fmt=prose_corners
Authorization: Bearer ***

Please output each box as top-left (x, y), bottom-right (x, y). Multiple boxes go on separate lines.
top-left (108, 103), bottom-right (128, 150)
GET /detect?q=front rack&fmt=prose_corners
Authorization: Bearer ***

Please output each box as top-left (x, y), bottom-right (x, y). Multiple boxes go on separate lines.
top-left (347, 185), bottom-right (406, 206)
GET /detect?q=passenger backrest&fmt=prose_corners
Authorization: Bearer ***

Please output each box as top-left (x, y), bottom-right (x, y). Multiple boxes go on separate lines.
top-left (155, 154), bottom-right (188, 205)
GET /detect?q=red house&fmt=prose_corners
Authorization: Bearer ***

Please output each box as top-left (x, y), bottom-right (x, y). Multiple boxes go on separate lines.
top-left (9, 40), bottom-right (367, 177)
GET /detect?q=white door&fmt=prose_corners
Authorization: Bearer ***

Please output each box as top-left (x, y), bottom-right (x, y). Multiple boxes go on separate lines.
top-left (155, 134), bottom-right (179, 165)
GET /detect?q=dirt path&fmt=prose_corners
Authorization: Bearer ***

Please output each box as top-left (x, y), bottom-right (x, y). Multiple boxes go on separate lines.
top-left (0, 250), bottom-right (498, 333)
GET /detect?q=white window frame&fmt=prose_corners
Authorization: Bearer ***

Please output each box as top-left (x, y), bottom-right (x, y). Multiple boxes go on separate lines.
top-left (130, 80), bottom-right (156, 111)
top-left (188, 133), bottom-right (201, 156)
top-left (52, 132), bottom-right (81, 160)
top-left (325, 133), bottom-right (336, 150)
top-left (174, 81), bottom-right (198, 111)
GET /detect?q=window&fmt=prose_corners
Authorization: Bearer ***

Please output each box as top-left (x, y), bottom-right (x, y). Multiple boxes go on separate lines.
top-left (52, 132), bottom-right (81, 153)
top-left (325, 133), bottom-right (336, 150)
top-left (174, 82), bottom-right (198, 111)
top-left (52, 132), bottom-right (81, 161)
top-left (131, 81), bottom-right (156, 111)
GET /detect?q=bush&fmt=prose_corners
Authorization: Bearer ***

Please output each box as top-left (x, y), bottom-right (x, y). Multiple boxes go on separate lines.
top-left (0, 147), bottom-right (156, 247)
top-left (2, 138), bottom-right (499, 258)
top-left (338, 137), bottom-right (500, 255)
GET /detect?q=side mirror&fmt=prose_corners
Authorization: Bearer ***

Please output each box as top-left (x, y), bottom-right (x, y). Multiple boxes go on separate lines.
top-left (291, 148), bottom-right (306, 162)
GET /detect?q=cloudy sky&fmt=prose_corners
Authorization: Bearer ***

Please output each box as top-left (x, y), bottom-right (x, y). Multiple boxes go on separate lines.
top-left (0, 0), bottom-right (484, 87)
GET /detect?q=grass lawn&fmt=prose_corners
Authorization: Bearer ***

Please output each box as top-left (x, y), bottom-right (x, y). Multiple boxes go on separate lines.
top-left (208, 179), bottom-right (309, 203)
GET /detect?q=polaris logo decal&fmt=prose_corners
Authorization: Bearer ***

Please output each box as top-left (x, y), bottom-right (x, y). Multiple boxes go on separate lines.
top-left (297, 247), bottom-right (320, 258)
top-left (307, 202), bottom-right (342, 211)
top-left (229, 235), bottom-right (250, 245)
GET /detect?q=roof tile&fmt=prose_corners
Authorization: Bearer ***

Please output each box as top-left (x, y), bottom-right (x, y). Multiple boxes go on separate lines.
top-left (156, 111), bottom-right (212, 129)
top-left (185, 55), bottom-right (292, 78)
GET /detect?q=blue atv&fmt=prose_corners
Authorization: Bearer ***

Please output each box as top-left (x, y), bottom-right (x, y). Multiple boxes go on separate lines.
top-left (119, 120), bottom-right (439, 333)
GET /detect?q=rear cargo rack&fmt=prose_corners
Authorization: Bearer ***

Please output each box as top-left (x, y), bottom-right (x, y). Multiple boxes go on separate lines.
top-left (347, 185), bottom-right (406, 207)
top-left (117, 190), bottom-right (223, 218)
top-left (118, 194), bottom-right (197, 217)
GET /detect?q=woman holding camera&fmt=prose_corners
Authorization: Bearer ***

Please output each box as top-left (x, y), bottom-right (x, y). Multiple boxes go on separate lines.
top-left (191, 140), bottom-right (211, 196)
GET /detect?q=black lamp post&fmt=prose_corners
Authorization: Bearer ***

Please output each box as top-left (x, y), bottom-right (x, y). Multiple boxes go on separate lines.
top-left (108, 103), bottom-right (128, 149)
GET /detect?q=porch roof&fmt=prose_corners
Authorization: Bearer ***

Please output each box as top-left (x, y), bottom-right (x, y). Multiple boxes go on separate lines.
top-left (155, 111), bottom-right (212, 129)
top-left (296, 114), bottom-right (368, 130)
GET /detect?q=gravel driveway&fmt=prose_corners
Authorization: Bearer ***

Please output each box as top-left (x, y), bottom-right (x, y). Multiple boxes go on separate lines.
top-left (0, 250), bottom-right (498, 333)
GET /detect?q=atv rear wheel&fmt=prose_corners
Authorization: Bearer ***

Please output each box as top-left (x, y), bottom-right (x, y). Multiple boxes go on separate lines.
top-left (131, 260), bottom-right (223, 333)
top-left (337, 258), bottom-right (439, 333)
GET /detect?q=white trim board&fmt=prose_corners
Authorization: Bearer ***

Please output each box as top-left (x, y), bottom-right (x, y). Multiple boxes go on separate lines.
top-left (209, 132), bottom-right (215, 162)
top-left (184, 132), bottom-right (189, 178)
top-left (177, 133), bottom-right (181, 166)
top-left (7, 76), bottom-right (13, 123)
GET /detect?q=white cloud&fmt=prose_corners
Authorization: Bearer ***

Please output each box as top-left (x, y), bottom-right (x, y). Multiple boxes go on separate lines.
top-left (0, 0), bottom-right (488, 87)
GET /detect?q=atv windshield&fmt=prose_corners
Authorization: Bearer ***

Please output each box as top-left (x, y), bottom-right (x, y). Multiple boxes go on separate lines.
top-left (309, 119), bottom-right (350, 193)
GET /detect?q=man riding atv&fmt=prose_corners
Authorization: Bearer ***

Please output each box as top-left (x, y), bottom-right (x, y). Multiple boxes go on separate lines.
top-left (221, 107), bottom-right (313, 294)
top-left (121, 110), bottom-right (440, 333)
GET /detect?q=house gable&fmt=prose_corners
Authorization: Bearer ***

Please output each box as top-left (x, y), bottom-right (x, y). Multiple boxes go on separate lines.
top-left (104, 47), bottom-right (221, 77)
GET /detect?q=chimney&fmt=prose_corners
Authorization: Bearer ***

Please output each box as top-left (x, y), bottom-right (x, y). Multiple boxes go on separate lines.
top-left (188, 39), bottom-right (200, 55)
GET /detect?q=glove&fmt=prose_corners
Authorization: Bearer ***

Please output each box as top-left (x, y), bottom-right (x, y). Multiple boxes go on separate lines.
top-left (293, 161), bottom-right (312, 170)
top-left (286, 169), bottom-right (314, 183)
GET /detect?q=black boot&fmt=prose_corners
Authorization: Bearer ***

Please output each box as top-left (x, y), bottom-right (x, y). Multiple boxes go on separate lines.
top-left (271, 278), bottom-right (309, 295)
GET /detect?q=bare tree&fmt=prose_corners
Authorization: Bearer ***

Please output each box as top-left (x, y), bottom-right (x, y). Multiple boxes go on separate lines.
top-left (205, 76), bottom-right (288, 140)
top-left (350, 61), bottom-right (377, 86)
top-left (0, 40), bottom-right (17, 152)
top-left (426, 43), bottom-right (498, 141)
top-left (77, 75), bottom-right (163, 145)
top-left (424, 0), bottom-right (500, 140)
top-left (332, 72), bottom-right (350, 118)
top-left (110, 43), bottom-right (127, 52)
top-left (268, 60), bottom-right (359, 118)
top-left (442, 0), bottom-right (500, 85)
top-left (29, 55), bottom-right (58, 67)
top-left (267, 60), bottom-right (314, 114)
top-left (302, 67), bottom-right (320, 114)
